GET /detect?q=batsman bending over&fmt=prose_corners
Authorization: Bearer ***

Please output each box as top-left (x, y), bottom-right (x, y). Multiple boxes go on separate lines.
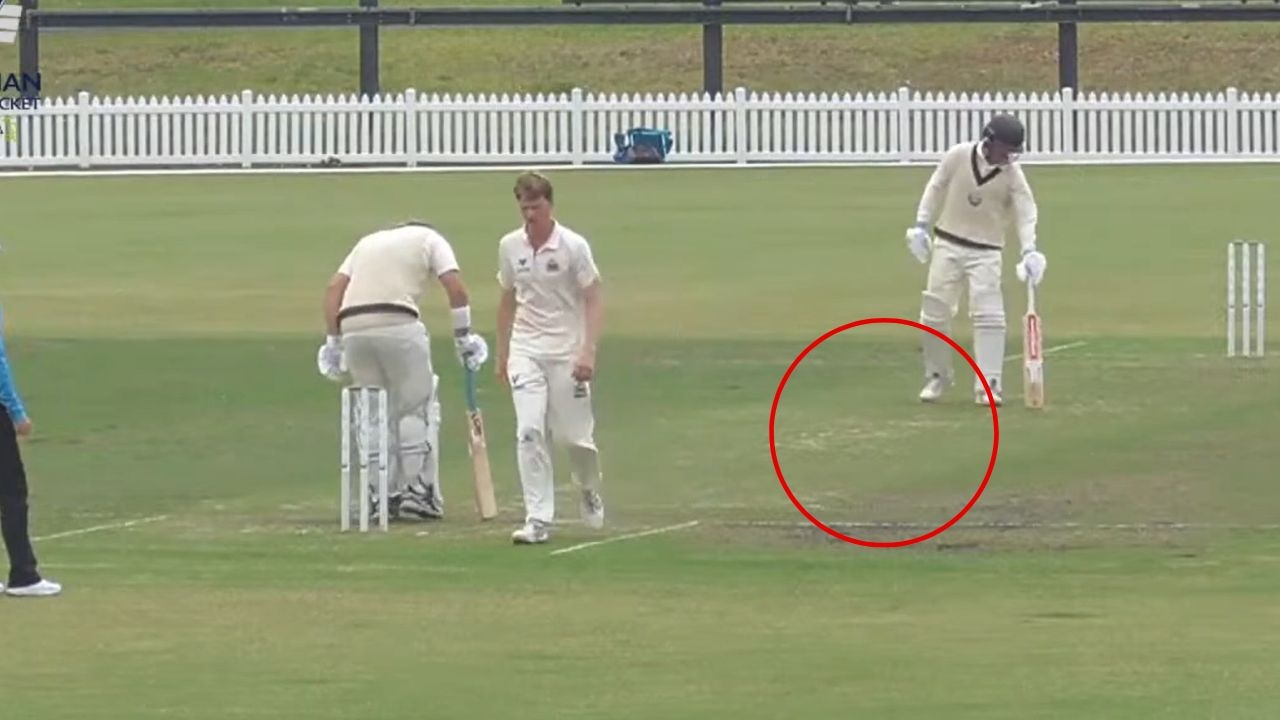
top-left (905, 114), bottom-right (1048, 406)
top-left (496, 172), bottom-right (606, 545)
top-left (319, 221), bottom-right (489, 520)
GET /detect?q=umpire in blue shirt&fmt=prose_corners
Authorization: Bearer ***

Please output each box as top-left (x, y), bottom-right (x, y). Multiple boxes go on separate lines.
top-left (0, 307), bottom-right (60, 597)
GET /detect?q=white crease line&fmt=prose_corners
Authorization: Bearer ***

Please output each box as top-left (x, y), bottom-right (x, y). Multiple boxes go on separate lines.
top-left (34, 515), bottom-right (168, 542)
top-left (1006, 340), bottom-right (1089, 363)
top-left (550, 520), bottom-right (701, 556)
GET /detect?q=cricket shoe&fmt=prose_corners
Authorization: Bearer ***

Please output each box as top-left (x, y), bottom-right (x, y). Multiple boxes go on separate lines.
top-left (5, 578), bottom-right (62, 597)
top-left (511, 519), bottom-right (551, 545)
top-left (974, 380), bottom-right (1003, 407)
top-left (399, 493), bottom-right (443, 520)
top-left (370, 492), bottom-right (403, 521)
top-left (580, 489), bottom-right (605, 530)
top-left (918, 374), bottom-right (949, 403)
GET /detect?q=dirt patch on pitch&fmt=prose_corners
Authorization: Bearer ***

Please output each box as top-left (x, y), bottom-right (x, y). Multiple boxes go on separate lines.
top-left (711, 520), bottom-right (1203, 554)
top-left (704, 492), bottom-right (1214, 554)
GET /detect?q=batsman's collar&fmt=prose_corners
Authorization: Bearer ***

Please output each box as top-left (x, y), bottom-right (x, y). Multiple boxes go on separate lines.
top-left (975, 140), bottom-right (999, 172)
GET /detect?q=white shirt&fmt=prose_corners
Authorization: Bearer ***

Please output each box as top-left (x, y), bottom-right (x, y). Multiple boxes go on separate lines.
top-left (497, 222), bottom-right (601, 361)
top-left (337, 223), bottom-right (460, 330)
top-left (915, 141), bottom-right (1038, 252)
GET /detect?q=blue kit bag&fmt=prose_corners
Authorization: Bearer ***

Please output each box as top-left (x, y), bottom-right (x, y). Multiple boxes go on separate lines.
top-left (612, 128), bottom-right (674, 164)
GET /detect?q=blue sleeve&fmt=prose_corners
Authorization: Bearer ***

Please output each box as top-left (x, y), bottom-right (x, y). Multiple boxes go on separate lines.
top-left (0, 331), bottom-right (28, 423)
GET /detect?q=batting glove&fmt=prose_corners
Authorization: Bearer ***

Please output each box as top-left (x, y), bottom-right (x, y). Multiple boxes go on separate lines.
top-left (316, 335), bottom-right (345, 382)
top-left (1016, 248), bottom-right (1047, 285)
top-left (905, 223), bottom-right (932, 264)
top-left (455, 333), bottom-right (489, 372)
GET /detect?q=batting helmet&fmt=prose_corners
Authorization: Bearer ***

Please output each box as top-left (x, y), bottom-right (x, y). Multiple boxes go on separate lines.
top-left (982, 114), bottom-right (1025, 153)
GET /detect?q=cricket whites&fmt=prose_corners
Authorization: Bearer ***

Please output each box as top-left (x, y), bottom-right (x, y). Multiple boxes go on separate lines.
top-left (465, 367), bottom-right (499, 519)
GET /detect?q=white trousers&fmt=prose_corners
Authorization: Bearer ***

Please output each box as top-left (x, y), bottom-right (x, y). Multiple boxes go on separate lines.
top-left (919, 238), bottom-right (1007, 391)
top-left (342, 321), bottom-right (441, 501)
top-left (506, 354), bottom-right (603, 525)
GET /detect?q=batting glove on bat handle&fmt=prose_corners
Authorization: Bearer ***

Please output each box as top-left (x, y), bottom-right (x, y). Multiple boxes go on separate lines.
top-left (1016, 248), bottom-right (1047, 285)
top-left (455, 333), bottom-right (490, 372)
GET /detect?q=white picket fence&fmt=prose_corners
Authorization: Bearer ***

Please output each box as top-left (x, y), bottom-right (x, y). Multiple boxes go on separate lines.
top-left (0, 86), bottom-right (1277, 169)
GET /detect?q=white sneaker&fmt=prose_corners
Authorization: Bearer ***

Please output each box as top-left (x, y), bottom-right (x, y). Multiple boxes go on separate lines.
top-left (580, 489), bottom-right (605, 530)
top-left (919, 375), bottom-right (948, 403)
top-left (5, 578), bottom-right (62, 597)
top-left (511, 520), bottom-right (550, 545)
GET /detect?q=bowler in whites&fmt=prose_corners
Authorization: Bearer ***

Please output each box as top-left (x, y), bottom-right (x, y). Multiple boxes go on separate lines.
top-left (319, 221), bottom-right (489, 521)
top-left (905, 114), bottom-right (1049, 406)
top-left (495, 172), bottom-right (606, 545)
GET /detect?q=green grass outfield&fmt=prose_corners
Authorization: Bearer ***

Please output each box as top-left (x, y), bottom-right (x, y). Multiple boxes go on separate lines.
top-left (2, 164), bottom-right (1279, 718)
top-left (3, 0), bottom-right (1280, 96)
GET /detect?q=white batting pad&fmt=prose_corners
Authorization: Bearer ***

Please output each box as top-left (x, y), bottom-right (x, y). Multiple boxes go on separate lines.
top-left (972, 321), bottom-right (1006, 392)
top-left (970, 266), bottom-right (1007, 390)
top-left (399, 402), bottom-right (437, 496)
top-left (920, 291), bottom-right (955, 381)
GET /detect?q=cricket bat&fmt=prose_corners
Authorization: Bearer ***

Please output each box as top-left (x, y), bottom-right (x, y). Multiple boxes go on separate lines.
top-left (1023, 282), bottom-right (1045, 409)
top-left (464, 367), bottom-right (499, 520)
